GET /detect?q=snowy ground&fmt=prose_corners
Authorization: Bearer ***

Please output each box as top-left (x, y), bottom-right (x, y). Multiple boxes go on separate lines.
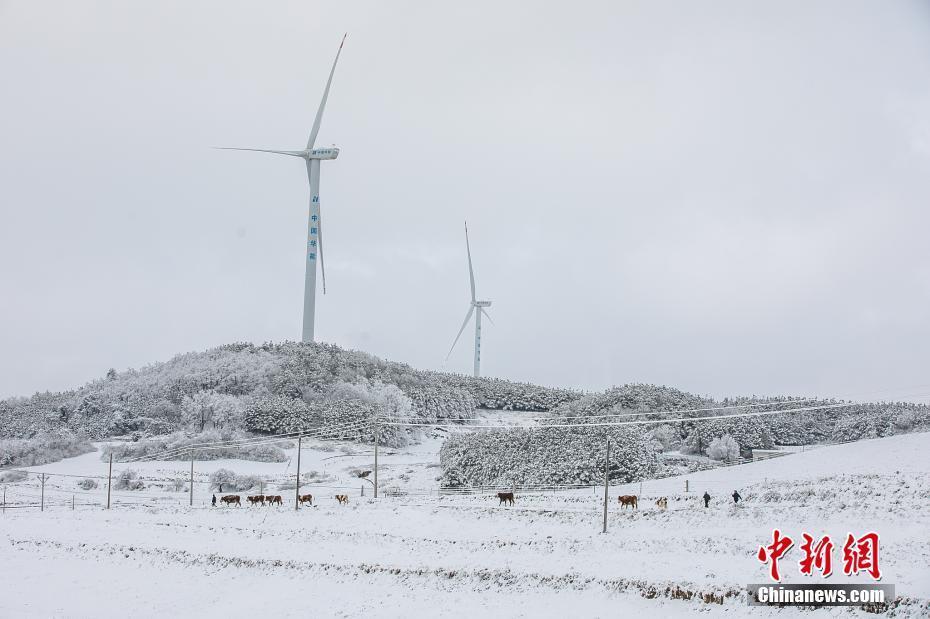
top-left (1, 430), bottom-right (928, 617)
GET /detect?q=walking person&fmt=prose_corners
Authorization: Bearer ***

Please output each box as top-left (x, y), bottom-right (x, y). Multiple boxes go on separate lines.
top-left (211, 494), bottom-right (217, 507)
top-left (732, 490), bottom-right (741, 504)
top-left (703, 491), bottom-right (711, 508)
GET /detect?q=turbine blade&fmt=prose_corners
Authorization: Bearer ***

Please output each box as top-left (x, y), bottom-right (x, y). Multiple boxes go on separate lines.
top-left (480, 308), bottom-right (494, 326)
top-left (465, 222), bottom-right (476, 303)
top-left (215, 147), bottom-right (306, 157)
top-left (306, 34), bottom-right (346, 150)
top-left (445, 306), bottom-right (475, 361)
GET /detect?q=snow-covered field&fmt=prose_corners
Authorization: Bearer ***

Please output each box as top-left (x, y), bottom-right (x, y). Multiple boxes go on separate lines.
top-left (2, 431), bottom-right (929, 617)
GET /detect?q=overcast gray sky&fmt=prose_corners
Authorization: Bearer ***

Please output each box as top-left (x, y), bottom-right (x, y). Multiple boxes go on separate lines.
top-left (2, 1), bottom-right (930, 402)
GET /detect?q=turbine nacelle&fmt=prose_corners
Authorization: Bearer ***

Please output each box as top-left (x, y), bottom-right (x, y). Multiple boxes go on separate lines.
top-left (474, 300), bottom-right (492, 308)
top-left (308, 146), bottom-right (339, 160)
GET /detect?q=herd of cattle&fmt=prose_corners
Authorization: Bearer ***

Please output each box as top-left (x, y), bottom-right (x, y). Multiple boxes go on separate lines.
top-left (215, 493), bottom-right (350, 507)
top-left (217, 491), bottom-right (675, 509)
top-left (495, 492), bottom-right (670, 510)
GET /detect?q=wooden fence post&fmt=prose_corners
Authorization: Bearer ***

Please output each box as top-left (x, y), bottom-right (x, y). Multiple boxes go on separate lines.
top-left (107, 454), bottom-right (113, 509)
top-left (295, 435), bottom-right (302, 511)
top-left (602, 439), bottom-right (611, 534)
top-left (189, 451), bottom-right (194, 507)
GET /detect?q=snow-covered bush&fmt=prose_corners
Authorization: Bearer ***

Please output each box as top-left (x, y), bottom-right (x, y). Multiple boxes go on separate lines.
top-left (234, 474), bottom-right (262, 492)
top-left (77, 478), bottom-right (98, 490)
top-left (301, 470), bottom-right (336, 484)
top-left (0, 430), bottom-right (95, 467)
top-left (0, 470), bottom-right (28, 483)
top-left (113, 469), bottom-right (144, 491)
top-left (101, 431), bottom-right (289, 463)
top-left (707, 434), bottom-right (740, 461)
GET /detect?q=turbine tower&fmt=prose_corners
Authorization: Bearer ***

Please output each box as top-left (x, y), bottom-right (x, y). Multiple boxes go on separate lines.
top-left (445, 222), bottom-right (493, 377)
top-left (218, 34), bottom-right (346, 343)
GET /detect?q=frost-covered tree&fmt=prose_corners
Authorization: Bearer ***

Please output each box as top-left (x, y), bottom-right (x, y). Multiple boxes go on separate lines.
top-left (245, 395), bottom-right (319, 434)
top-left (647, 424), bottom-right (680, 452)
top-left (682, 428), bottom-right (710, 455)
top-left (707, 434), bottom-right (740, 461)
top-left (209, 468), bottom-right (237, 493)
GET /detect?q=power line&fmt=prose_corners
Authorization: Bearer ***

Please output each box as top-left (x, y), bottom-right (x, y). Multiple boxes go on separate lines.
top-left (380, 401), bottom-right (859, 429)
top-left (380, 397), bottom-right (824, 423)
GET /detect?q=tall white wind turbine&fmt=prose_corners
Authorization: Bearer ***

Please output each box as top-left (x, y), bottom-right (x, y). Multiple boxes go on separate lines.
top-left (217, 34), bottom-right (346, 343)
top-left (445, 223), bottom-right (493, 378)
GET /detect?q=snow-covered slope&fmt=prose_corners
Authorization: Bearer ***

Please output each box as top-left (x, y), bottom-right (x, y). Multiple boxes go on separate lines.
top-left (1, 431), bottom-right (928, 617)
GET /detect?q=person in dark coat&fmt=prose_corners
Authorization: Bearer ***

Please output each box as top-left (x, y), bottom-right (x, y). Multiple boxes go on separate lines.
top-left (702, 491), bottom-right (711, 508)
top-left (732, 490), bottom-right (741, 504)
top-left (211, 494), bottom-right (217, 507)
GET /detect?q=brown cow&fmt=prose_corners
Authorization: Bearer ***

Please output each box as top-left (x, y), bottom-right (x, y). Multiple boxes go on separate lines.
top-left (299, 494), bottom-right (313, 506)
top-left (618, 495), bottom-right (638, 509)
top-left (497, 492), bottom-right (515, 506)
top-left (247, 495), bottom-right (265, 506)
top-left (266, 495), bottom-right (283, 506)
top-left (656, 497), bottom-right (668, 510)
top-left (335, 494), bottom-right (349, 505)
top-left (220, 495), bottom-right (241, 507)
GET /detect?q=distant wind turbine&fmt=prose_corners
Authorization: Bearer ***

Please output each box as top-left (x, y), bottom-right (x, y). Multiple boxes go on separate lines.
top-left (217, 34), bottom-right (347, 343)
top-left (445, 223), bottom-right (493, 378)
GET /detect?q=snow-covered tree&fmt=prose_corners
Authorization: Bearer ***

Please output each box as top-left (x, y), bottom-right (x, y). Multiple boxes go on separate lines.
top-left (209, 468), bottom-right (237, 493)
top-left (707, 434), bottom-right (740, 461)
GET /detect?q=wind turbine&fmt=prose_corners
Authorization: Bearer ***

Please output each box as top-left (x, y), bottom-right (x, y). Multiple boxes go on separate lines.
top-left (445, 223), bottom-right (493, 378)
top-left (217, 34), bottom-right (346, 343)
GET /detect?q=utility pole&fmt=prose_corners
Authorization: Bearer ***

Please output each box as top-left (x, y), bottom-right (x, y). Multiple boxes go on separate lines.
top-left (295, 435), bottom-right (302, 511)
top-left (72, 494), bottom-right (75, 511)
top-left (107, 454), bottom-right (113, 509)
top-left (373, 420), bottom-right (380, 499)
top-left (189, 450), bottom-right (194, 507)
top-left (2, 485), bottom-right (5, 515)
top-left (40, 473), bottom-right (46, 512)
top-left (602, 439), bottom-right (610, 534)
